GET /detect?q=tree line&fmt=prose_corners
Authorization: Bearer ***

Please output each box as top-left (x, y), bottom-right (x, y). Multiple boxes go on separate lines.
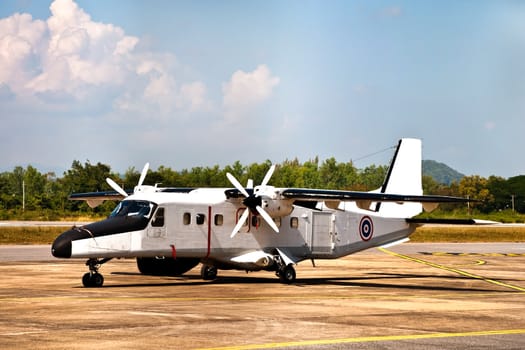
top-left (0, 159), bottom-right (524, 219)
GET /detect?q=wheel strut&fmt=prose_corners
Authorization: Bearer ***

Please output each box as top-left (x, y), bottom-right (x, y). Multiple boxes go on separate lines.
top-left (82, 258), bottom-right (112, 288)
top-left (273, 253), bottom-right (296, 284)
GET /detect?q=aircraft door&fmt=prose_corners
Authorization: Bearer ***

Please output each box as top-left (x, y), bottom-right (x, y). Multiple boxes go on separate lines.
top-left (310, 212), bottom-right (334, 254)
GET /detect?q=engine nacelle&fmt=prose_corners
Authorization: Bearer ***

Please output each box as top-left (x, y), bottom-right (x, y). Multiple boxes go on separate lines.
top-left (231, 250), bottom-right (276, 268)
top-left (260, 198), bottom-right (294, 218)
top-left (255, 255), bottom-right (274, 267)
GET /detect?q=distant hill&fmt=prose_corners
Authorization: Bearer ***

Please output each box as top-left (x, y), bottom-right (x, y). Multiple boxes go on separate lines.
top-left (422, 160), bottom-right (464, 185)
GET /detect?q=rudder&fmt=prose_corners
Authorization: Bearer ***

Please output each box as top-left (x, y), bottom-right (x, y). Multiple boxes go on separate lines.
top-left (376, 138), bottom-right (423, 217)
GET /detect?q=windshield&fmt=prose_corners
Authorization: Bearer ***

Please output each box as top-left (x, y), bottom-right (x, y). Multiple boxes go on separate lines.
top-left (109, 200), bottom-right (156, 219)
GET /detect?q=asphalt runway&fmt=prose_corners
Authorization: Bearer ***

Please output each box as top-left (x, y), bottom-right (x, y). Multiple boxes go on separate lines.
top-left (1, 243), bottom-right (524, 349)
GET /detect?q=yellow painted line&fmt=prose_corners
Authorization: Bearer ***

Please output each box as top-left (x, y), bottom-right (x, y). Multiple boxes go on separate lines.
top-left (196, 329), bottom-right (525, 350)
top-left (0, 289), bottom-right (517, 303)
top-left (378, 248), bottom-right (525, 292)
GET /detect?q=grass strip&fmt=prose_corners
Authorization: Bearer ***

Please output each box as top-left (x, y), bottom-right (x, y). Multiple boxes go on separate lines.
top-left (410, 225), bottom-right (525, 242)
top-left (0, 226), bottom-right (66, 245)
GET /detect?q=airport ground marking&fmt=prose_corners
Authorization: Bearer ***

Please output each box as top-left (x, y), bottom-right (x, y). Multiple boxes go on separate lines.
top-left (0, 289), bottom-right (514, 304)
top-left (379, 247), bottom-right (525, 292)
top-left (196, 328), bottom-right (525, 350)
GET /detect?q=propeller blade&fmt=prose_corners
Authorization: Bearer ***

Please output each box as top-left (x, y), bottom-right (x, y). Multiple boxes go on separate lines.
top-left (138, 162), bottom-right (150, 187)
top-left (261, 164), bottom-right (275, 187)
top-left (231, 208), bottom-right (249, 238)
top-left (227, 173), bottom-right (249, 197)
top-left (247, 179), bottom-right (254, 190)
top-left (256, 206), bottom-right (279, 233)
top-left (106, 178), bottom-right (128, 197)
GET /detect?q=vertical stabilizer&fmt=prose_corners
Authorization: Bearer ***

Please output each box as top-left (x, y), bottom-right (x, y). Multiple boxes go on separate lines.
top-left (377, 138), bottom-right (423, 217)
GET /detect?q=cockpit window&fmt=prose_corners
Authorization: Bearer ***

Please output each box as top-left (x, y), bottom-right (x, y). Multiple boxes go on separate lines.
top-left (109, 200), bottom-right (156, 219)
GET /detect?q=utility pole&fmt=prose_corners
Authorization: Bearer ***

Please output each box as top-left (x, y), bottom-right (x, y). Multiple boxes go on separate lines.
top-left (511, 194), bottom-right (515, 212)
top-left (22, 180), bottom-right (25, 212)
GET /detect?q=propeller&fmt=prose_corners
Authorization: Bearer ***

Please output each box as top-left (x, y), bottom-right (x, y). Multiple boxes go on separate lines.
top-left (137, 162), bottom-right (149, 187)
top-left (106, 178), bottom-right (128, 197)
top-left (227, 165), bottom-right (278, 238)
top-left (106, 162), bottom-right (150, 197)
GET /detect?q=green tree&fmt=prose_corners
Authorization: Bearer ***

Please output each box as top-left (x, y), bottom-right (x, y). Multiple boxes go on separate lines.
top-left (506, 176), bottom-right (525, 213)
top-left (299, 157), bottom-right (320, 188)
top-left (22, 166), bottom-right (47, 210)
top-left (359, 165), bottom-right (388, 190)
top-left (61, 160), bottom-right (113, 212)
top-left (458, 175), bottom-right (493, 213)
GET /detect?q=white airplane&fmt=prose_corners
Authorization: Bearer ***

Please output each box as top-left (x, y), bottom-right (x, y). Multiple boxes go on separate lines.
top-left (52, 138), bottom-right (474, 287)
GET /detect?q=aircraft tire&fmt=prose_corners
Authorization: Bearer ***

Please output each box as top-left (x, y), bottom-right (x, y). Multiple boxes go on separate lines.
top-left (278, 265), bottom-right (296, 284)
top-left (200, 264), bottom-right (218, 280)
top-left (82, 272), bottom-right (104, 288)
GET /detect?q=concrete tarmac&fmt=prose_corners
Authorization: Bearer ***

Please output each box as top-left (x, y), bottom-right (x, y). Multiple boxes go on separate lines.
top-left (1, 243), bottom-right (524, 349)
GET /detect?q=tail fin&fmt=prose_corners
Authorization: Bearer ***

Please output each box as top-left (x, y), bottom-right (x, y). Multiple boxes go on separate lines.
top-left (376, 138), bottom-right (423, 217)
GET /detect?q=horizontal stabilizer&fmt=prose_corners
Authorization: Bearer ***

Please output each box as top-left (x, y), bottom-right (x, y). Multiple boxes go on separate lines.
top-left (407, 218), bottom-right (500, 225)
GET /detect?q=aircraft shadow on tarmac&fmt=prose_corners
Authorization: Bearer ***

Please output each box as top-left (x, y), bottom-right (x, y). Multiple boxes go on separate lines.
top-left (96, 271), bottom-right (500, 292)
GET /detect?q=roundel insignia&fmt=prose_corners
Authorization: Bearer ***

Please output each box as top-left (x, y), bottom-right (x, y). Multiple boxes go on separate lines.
top-left (359, 216), bottom-right (374, 241)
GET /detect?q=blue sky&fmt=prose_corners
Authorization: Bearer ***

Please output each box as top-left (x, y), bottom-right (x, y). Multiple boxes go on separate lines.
top-left (1, 0), bottom-right (525, 178)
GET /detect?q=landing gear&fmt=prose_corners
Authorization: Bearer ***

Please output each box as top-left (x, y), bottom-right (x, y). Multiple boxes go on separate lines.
top-left (200, 264), bottom-right (218, 280)
top-left (82, 258), bottom-right (112, 288)
top-left (277, 264), bottom-right (296, 284)
top-left (82, 271), bottom-right (104, 287)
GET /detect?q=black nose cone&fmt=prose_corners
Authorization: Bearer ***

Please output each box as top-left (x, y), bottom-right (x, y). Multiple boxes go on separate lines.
top-left (51, 230), bottom-right (73, 258)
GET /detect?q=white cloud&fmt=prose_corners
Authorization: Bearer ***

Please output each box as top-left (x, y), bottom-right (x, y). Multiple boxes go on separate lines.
top-left (0, 0), bottom-right (284, 173)
top-left (222, 64), bottom-right (280, 122)
top-left (0, 0), bottom-right (210, 117)
top-left (0, 13), bottom-right (47, 92)
top-left (177, 81), bottom-right (210, 112)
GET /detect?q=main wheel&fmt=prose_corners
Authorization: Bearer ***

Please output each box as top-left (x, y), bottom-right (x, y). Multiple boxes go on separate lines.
top-left (200, 264), bottom-right (218, 280)
top-left (91, 272), bottom-right (104, 287)
top-left (278, 265), bottom-right (296, 284)
top-left (82, 272), bottom-right (91, 287)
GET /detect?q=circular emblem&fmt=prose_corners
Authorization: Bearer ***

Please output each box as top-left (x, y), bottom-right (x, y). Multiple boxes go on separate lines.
top-left (359, 216), bottom-right (374, 241)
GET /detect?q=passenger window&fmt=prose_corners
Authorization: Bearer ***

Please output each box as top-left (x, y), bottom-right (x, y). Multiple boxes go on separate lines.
top-left (214, 214), bottom-right (223, 226)
top-left (196, 213), bottom-right (205, 225)
top-left (183, 212), bottom-right (191, 225)
top-left (151, 208), bottom-right (165, 227)
top-left (290, 217), bottom-right (299, 229)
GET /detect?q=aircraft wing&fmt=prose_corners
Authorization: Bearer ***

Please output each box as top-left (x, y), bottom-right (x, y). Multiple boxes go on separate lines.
top-left (280, 188), bottom-right (470, 204)
top-left (69, 191), bottom-right (130, 201)
top-left (69, 191), bottom-right (129, 208)
top-left (69, 187), bottom-right (194, 208)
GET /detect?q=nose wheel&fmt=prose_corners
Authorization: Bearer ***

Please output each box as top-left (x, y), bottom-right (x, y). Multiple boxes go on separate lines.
top-left (82, 271), bottom-right (104, 287)
top-left (82, 258), bottom-right (112, 287)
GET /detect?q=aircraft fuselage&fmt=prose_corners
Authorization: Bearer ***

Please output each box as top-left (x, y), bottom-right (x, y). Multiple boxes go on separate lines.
top-left (53, 189), bottom-right (415, 271)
